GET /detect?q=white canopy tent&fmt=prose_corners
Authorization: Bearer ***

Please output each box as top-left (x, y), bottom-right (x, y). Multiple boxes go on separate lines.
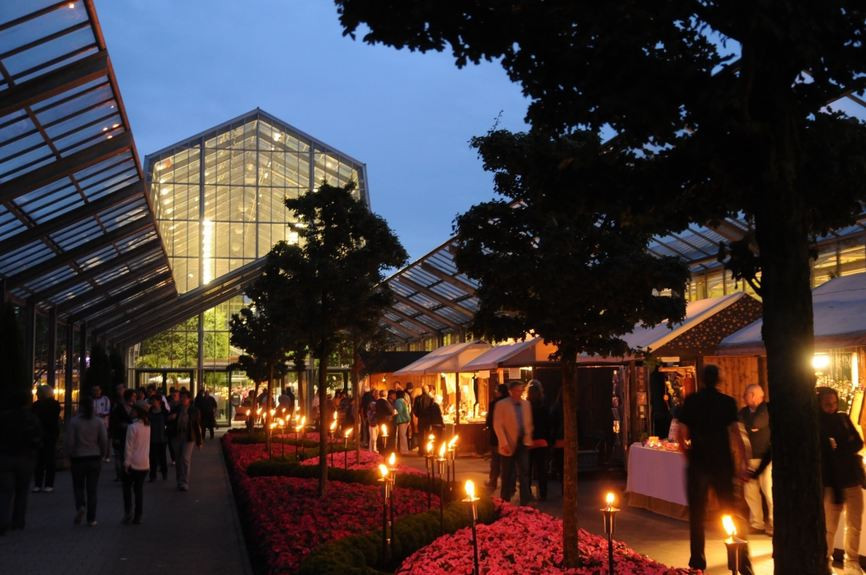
top-left (462, 337), bottom-right (559, 371)
top-left (393, 341), bottom-right (491, 375)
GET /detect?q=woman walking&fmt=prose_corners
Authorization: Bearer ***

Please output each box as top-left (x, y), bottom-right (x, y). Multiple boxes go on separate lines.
top-left (65, 394), bottom-right (108, 526)
top-left (122, 402), bottom-right (150, 525)
top-left (819, 387), bottom-right (865, 575)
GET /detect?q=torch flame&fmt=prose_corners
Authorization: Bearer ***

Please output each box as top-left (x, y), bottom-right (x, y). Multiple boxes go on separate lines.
top-left (378, 464), bottom-right (389, 478)
top-left (438, 442), bottom-right (447, 458)
top-left (425, 441), bottom-right (434, 454)
top-left (448, 435), bottom-right (459, 449)
top-left (722, 514), bottom-right (736, 537)
top-left (270, 408), bottom-right (276, 416)
top-left (605, 492), bottom-right (615, 507)
top-left (381, 424), bottom-right (388, 436)
top-left (329, 420), bottom-right (337, 432)
top-left (465, 479), bottom-right (476, 500)
top-left (333, 410), bottom-right (339, 420)
top-left (344, 428), bottom-right (353, 438)
top-left (388, 452), bottom-right (396, 467)
top-left (428, 433), bottom-right (435, 441)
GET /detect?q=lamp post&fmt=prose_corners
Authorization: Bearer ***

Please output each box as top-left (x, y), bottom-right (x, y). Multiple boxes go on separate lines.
top-left (329, 419), bottom-right (338, 467)
top-left (722, 514), bottom-right (744, 575)
top-left (464, 479), bottom-right (481, 575)
top-left (601, 491), bottom-right (619, 574)
top-left (343, 428), bottom-right (352, 470)
top-left (387, 452), bottom-right (398, 544)
top-left (378, 463), bottom-right (392, 567)
top-left (447, 435), bottom-right (459, 493)
top-left (255, 407), bottom-right (262, 430)
top-left (380, 424), bottom-right (389, 452)
top-left (424, 440), bottom-right (434, 509)
top-left (436, 441), bottom-right (448, 533)
top-left (276, 419), bottom-right (285, 458)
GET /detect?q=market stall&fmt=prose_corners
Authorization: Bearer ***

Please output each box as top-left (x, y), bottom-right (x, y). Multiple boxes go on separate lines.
top-left (625, 441), bottom-right (689, 519)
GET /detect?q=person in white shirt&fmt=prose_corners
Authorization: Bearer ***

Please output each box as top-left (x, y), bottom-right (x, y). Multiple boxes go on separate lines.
top-left (122, 402), bottom-right (150, 525)
top-left (493, 380), bottom-right (534, 505)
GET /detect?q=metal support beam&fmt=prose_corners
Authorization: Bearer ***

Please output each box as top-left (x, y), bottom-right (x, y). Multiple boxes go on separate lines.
top-left (78, 321), bottom-right (87, 391)
top-left (196, 312), bottom-right (204, 397)
top-left (386, 307), bottom-right (436, 334)
top-left (391, 276), bottom-right (475, 318)
top-left (392, 293), bottom-right (464, 330)
top-left (0, 131), bottom-right (133, 204)
top-left (83, 283), bottom-right (176, 329)
top-left (5, 218), bottom-right (152, 289)
top-left (30, 239), bottom-right (163, 302)
top-left (23, 299), bottom-right (36, 387)
top-left (418, 262), bottom-right (477, 294)
top-left (90, 289), bottom-right (178, 336)
top-left (66, 271), bottom-right (173, 323)
top-left (0, 181), bottom-right (144, 254)
top-left (64, 322), bottom-right (74, 422)
top-left (0, 51), bottom-right (108, 117)
top-left (55, 259), bottom-right (168, 314)
top-left (47, 307), bottom-right (57, 390)
top-left (381, 317), bottom-right (419, 339)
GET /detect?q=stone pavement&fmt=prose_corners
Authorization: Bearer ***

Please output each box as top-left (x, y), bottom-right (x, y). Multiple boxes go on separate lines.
top-left (0, 430), bottom-right (251, 575)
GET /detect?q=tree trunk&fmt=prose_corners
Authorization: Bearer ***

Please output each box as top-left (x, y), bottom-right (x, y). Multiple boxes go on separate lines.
top-left (352, 342), bottom-right (361, 464)
top-left (318, 346), bottom-right (329, 497)
top-left (560, 356), bottom-right (580, 567)
top-left (266, 362), bottom-right (274, 457)
top-left (745, 52), bottom-right (825, 573)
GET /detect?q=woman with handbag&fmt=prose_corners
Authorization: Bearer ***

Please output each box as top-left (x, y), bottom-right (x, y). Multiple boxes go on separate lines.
top-left (819, 387), bottom-right (865, 575)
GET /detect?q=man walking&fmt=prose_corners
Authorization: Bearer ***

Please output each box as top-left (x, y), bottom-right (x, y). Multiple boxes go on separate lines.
top-left (739, 383), bottom-right (773, 536)
top-left (494, 380), bottom-right (533, 506)
top-left (485, 384), bottom-right (508, 491)
top-left (170, 390), bottom-right (202, 491)
top-left (678, 365), bottom-right (752, 575)
top-left (412, 385), bottom-right (434, 454)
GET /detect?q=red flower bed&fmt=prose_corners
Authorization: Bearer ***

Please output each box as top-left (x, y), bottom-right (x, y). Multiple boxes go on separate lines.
top-left (396, 504), bottom-right (688, 575)
top-left (239, 475), bottom-right (438, 573)
top-left (300, 449), bottom-right (425, 476)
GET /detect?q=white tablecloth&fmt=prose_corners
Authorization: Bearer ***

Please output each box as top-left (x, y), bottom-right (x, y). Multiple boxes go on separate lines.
top-left (626, 442), bottom-right (688, 506)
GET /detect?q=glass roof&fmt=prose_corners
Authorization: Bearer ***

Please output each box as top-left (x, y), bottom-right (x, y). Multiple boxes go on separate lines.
top-left (0, 1), bottom-right (174, 329)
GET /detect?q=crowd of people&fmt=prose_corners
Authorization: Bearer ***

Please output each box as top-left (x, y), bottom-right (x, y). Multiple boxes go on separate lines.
top-left (0, 383), bottom-right (212, 533)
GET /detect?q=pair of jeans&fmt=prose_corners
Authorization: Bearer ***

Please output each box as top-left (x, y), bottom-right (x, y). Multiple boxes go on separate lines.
top-left (825, 485), bottom-right (864, 573)
top-left (171, 439), bottom-right (195, 489)
top-left (744, 459), bottom-right (773, 531)
top-left (686, 464), bottom-right (752, 573)
top-left (0, 453), bottom-right (35, 530)
top-left (501, 443), bottom-right (531, 505)
top-left (396, 422), bottom-right (410, 454)
top-left (33, 435), bottom-right (57, 489)
top-left (148, 443), bottom-right (167, 480)
top-left (530, 445), bottom-right (549, 500)
top-left (122, 468), bottom-right (147, 519)
top-left (368, 425), bottom-right (379, 453)
top-left (70, 457), bottom-right (101, 522)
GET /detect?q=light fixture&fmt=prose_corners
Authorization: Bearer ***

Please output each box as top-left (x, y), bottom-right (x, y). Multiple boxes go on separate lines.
top-left (812, 353), bottom-right (830, 370)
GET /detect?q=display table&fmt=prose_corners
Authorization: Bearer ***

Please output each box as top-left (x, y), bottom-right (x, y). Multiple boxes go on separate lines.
top-left (626, 442), bottom-right (689, 520)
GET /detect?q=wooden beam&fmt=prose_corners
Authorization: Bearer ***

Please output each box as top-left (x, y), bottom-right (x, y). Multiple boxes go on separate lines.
top-left (29, 239), bottom-right (163, 302)
top-left (6, 218), bottom-right (151, 289)
top-left (392, 292), bottom-right (464, 330)
top-left (386, 307), bottom-right (435, 334)
top-left (0, 131), bottom-right (132, 204)
top-left (381, 317), bottom-right (421, 338)
top-left (0, 51), bottom-right (108, 117)
top-left (392, 276), bottom-right (475, 318)
top-left (0, 181), bottom-right (144, 254)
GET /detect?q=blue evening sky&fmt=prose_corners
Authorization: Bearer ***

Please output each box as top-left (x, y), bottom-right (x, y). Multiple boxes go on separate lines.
top-left (96, 0), bottom-right (529, 261)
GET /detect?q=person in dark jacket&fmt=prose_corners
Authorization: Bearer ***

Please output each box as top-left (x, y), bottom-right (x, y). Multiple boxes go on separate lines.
top-left (819, 387), bottom-right (864, 575)
top-left (65, 394), bottom-right (108, 526)
top-left (527, 381), bottom-right (550, 501)
top-left (170, 390), bottom-right (202, 492)
top-left (0, 390), bottom-right (43, 534)
top-left (485, 384), bottom-right (508, 491)
top-left (31, 386), bottom-right (61, 493)
top-left (412, 385), bottom-right (434, 453)
top-left (195, 389), bottom-right (218, 440)
top-left (148, 395), bottom-right (168, 481)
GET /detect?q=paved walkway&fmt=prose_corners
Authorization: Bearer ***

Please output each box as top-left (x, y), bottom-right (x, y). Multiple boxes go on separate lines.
top-left (0, 431), bottom-right (251, 575)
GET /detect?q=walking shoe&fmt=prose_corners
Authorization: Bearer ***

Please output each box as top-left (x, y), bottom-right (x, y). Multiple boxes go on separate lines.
top-left (43, 486), bottom-right (54, 493)
top-left (32, 486), bottom-right (41, 493)
top-left (74, 508), bottom-right (84, 525)
top-left (87, 521), bottom-right (98, 527)
top-left (132, 517), bottom-right (142, 525)
top-left (122, 514), bottom-right (132, 524)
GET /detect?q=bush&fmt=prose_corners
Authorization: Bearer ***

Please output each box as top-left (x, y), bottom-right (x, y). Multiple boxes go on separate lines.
top-left (245, 460), bottom-right (448, 496)
top-left (227, 431), bottom-right (352, 451)
top-left (297, 498), bottom-right (498, 575)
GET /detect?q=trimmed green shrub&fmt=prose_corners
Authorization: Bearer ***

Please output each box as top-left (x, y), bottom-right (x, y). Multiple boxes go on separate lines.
top-left (297, 498), bottom-right (498, 575)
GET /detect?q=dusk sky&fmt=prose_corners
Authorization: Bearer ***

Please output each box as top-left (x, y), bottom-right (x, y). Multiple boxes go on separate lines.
top-left (96, 0), bottom-right (530, 261)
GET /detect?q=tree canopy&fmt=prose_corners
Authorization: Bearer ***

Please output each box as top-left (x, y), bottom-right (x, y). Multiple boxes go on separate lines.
top-left (454, 129), bottom-right (688, 565)
top-left (335, 3), bottom-right (866, 570)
